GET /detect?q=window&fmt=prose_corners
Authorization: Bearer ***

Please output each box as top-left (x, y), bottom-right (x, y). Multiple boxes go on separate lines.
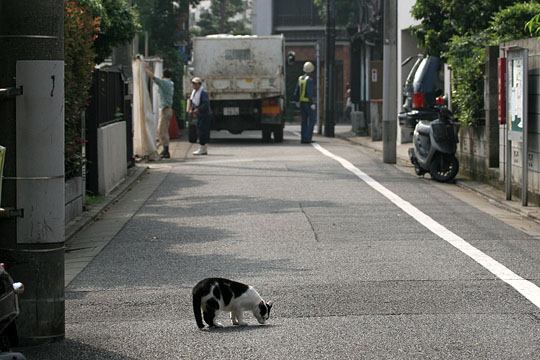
top-left (225, 49), bottom-right (251, 61)
top-left (274, 0), bottom-right (323, 27)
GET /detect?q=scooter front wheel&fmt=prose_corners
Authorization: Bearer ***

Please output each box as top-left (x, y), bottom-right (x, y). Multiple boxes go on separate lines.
top-left (430, 153), bottom-right (459, 182)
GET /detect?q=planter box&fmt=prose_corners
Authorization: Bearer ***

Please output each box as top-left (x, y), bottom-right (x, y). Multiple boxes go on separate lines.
top-left (65, 176), bottom-right (83, 224)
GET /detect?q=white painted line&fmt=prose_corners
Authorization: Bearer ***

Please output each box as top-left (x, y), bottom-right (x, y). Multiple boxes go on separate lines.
top-left (312, 142), bottom-right (540, 310)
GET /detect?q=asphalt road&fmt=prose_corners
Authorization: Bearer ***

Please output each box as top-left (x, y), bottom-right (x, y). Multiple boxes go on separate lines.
top-left (25, 127), bottom-right (540, 359)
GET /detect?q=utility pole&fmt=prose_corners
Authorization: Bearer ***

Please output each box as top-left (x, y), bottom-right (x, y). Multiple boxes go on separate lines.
top-left (382, 0), bottom-right (397, 163)
top-left (0, 0), bottom-right (65, 345)
top-left (324, 0), bottom-right (336, 137)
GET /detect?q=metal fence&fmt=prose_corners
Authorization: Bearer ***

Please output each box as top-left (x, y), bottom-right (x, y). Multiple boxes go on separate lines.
top-left (85, 68), bottom-right (132, 195)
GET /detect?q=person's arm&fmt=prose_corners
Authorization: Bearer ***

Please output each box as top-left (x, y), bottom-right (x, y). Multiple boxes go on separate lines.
top-left (144, 64), bottom-right (155, 80)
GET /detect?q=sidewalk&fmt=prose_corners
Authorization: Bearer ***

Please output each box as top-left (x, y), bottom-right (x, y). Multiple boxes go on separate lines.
top-left (335, 129), bottom-right (540, 224)
top-left (64, 135), bottom-right (195, 286)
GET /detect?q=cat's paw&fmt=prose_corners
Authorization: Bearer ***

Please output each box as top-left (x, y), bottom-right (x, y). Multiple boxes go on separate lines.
top-left (212, 322), bottom-right (224, 328)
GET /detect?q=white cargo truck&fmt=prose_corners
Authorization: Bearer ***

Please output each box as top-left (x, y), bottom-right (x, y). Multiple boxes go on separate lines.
top-left (184, 35), bottom-right (286, 142)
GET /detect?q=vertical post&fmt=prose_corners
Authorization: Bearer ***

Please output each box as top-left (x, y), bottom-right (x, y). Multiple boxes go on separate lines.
top-left (0, 0), bottom-right (65, 345)
top-left (506, 137), bottom-right (512, 200)
top-left (324, 0), bottom-right (336, 137)
top-left (522, 50), bottom-right (528, 206)
top-left (382, 0), bottom-right (397, 163)
top-left (316, 41), bottom-right (322, 135)
top-left (506, 48), bottom-right (528, 205)
top-left (144, 31), bottom-right (149, 58)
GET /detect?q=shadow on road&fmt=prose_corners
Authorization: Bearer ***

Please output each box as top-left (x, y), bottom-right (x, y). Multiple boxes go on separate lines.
top-left (22, 339), bottom-right (139, 360)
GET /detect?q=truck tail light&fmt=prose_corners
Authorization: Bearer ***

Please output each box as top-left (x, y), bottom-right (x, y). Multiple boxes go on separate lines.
top-left (412, 92), bottom-right (425, 109)
top-left (261, 98), bottom-right (281, 116)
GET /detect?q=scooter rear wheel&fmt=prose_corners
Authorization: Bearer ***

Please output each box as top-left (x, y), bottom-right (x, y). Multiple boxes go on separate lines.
top-left (430, 153), bottom-right (459, 182)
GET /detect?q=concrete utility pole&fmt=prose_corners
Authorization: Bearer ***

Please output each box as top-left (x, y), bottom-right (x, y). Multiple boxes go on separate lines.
top-left (0, 0), bottom-right (65, 345)
top-left (382, 0), bottom-right (397, 163)
top-left (324, 0), bottom-right (336, 137)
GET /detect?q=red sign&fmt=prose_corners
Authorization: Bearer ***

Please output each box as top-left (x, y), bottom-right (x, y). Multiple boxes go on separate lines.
top-left (498, 58), bottom-right (506, 125)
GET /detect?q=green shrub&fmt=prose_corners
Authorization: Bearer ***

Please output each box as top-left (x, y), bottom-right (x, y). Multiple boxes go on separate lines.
top-left (65, 0), bottom-right (99, 178)
top-left (445, 2), bottom-right (540, 127)
top-left (491, 2), bottom-right (540, 41)
top-left (445, 33), bottom-right (490, 126)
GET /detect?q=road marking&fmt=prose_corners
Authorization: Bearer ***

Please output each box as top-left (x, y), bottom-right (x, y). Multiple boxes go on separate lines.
top-left (312, 142), bottom-right (540, 310)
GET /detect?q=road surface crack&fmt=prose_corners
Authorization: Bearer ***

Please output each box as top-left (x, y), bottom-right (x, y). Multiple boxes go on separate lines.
top-left (299, 202), bottom-right (319, 242)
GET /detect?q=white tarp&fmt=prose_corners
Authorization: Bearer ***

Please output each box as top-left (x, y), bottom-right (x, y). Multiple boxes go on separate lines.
top-left (132, 57), bottom-right (159, 160)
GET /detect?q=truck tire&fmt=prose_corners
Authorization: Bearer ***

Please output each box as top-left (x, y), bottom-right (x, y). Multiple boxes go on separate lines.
top-left (262, 126), bottom-right (272, 143)
top-left (273, 126), bottom-right (284, 143)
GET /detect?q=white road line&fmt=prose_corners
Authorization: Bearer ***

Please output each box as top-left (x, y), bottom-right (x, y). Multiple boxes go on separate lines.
top-left (312, 142), bottom-right (540, 310)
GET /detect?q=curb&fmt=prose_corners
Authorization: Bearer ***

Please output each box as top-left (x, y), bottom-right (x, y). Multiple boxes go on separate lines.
top-left (64, 164), bottom-right (148, 242)
top-left (335, 131), bottom-right (540, 225)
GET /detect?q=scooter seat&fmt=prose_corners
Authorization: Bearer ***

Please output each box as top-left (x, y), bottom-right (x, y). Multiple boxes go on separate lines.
top-left (415, 122), bottom-right (431, 136)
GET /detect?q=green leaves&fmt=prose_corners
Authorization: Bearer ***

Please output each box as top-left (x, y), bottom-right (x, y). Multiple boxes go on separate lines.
top-left (413, 0), bottom-right (539, 127)
top-left (65, 1), bottom-right (99, 178)
top-left (411, 0), bottom-right (516, 57)
top-left (492, 2), bottom-right (540, 42)
top-left (94, 0), bottom-right (141, 62)
top-left (445, 33), bottom-right (490, 126)
top-left (525, 11), bottom-right (540, 38)
top-left (195, 0), bottom-right (250, 36)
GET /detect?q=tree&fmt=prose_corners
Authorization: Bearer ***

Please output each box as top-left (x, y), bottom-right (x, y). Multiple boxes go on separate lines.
top-left (92, 0), bottom-right (141, 62)
top-left (195, 0), bottom-right (250, 36)
top-left (411, 0), bottom-right (517, 56)
top-left (137, 0), bottom-right (198, 119)
top-left (439, 2), bottom-right (540, 126)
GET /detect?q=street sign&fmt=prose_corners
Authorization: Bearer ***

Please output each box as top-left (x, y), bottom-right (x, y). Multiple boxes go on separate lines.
top-left (505, 47), bottom-right (528, 205)
top-left (508, 49), bottom-right (527, 141)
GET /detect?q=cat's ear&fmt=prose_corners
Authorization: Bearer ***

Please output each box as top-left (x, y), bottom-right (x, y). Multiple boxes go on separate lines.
top-left (267, 300), bottom-right (273, 309)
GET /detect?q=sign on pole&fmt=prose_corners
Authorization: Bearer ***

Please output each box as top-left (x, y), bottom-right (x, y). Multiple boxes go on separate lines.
top-left (505, 47), bottom-right (528, 205)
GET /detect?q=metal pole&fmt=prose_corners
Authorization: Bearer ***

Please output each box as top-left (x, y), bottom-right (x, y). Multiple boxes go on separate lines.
top-left (316, 41), bottom-right (322, 135)
top-left (382, 0), bottom-right (397, 163)
top-left (324, 0), bottom-right (336, 137)
top-left (522, 49), bottom-right (529, 206)
top-left (0, 0), bottom-right (65, 345)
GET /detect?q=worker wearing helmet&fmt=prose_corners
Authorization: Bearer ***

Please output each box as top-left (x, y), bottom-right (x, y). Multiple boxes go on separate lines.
top-left (293, 61), bottom-right (316, 143)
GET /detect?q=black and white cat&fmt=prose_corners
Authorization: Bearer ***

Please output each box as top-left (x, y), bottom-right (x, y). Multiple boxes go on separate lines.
top-left (192, 278), bottom-right (273, 329)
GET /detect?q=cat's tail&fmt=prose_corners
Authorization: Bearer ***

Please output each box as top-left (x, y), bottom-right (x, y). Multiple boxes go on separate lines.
top-left (192, 290), bottom-right (205, 329)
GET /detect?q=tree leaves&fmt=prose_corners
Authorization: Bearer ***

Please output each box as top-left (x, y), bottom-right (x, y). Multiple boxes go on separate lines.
top-left (194, 0), bottom-right (250, 36)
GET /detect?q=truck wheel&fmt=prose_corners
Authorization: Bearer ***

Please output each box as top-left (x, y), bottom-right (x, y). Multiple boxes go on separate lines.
top-left (273, 126), bottom-right (284, 143)
top-left (262, 126), bottom-right (272, 143)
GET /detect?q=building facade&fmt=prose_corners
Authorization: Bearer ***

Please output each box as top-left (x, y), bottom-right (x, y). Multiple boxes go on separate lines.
top-left (253, 0), bottom-right (351, 122)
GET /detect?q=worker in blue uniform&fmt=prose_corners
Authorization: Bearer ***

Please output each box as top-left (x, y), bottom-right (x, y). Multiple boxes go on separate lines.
top-left (293, 61), bottom-right (316, 144)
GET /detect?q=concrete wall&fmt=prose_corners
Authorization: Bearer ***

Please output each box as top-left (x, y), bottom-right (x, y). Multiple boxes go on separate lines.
top-left (65, 177), bottom-right (83, 224)
top-left (458, 38), bottom-right (540, 204)
top-left (97, 121), bottom-right (127, 195)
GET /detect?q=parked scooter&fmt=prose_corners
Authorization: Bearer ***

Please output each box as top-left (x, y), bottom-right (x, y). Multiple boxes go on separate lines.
top-left (0, 263), bottom-right (26, 360)
top-left (408, 96), bottom-right (460, 182)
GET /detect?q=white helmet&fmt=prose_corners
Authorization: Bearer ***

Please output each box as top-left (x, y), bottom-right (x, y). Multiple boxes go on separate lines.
top-left (303, 61), bottom-right (315, 73)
